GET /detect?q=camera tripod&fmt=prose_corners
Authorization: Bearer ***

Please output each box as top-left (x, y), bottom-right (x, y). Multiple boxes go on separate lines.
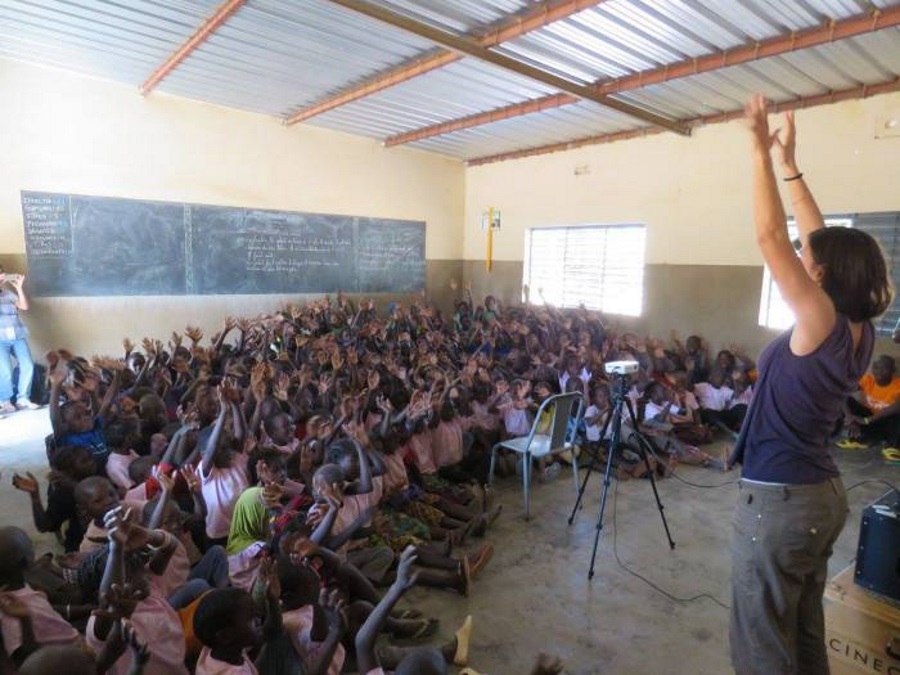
top-left (568, 372), bottom-right (675, 579)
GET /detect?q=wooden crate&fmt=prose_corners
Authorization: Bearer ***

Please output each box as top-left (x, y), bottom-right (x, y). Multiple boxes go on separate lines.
top-left (824, 564), bottom-right (900, 675)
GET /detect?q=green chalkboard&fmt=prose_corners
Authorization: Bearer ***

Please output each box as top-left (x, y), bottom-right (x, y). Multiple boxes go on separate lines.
top-left (21, 191), bottom-right (425, 297)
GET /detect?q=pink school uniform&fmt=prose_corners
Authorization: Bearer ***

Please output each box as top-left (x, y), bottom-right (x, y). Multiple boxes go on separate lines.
top-left (407, 433), bottom-right (437, 475)
top-left (0, 585), bottom-right (80, 654)
top-left (195, 648), bottom-right (259, 675)
top-left (87, 585), bottom-right (188, 675)
top-left (200, 453), bottom-right (250, 540)
top-left (105, 450), bottom-right (139, 491)
top-left (282, 605), bottom-right (346, 675)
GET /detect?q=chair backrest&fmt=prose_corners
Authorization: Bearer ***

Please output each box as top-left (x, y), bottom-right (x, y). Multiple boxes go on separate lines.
top-left (532, 391), bottom-right (584, 451)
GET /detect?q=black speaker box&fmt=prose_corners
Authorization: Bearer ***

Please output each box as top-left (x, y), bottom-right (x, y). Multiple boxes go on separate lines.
top-left (855, 490), bottom-right (900, 602)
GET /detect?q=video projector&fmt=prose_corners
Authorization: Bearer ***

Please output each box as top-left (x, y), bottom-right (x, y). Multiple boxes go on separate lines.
top-left (604, 360), bottom-right (640, 376)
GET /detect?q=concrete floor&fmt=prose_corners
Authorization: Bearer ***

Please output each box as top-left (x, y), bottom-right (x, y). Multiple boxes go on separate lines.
top-left (1, 409), bottom-right (898, 674)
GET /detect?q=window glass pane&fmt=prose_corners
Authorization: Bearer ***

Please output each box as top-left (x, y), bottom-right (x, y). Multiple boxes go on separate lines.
top-left (758, 219), bottom-right (851, 329)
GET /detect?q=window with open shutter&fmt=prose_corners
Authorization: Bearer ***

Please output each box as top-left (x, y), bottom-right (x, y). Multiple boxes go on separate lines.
top-left (523, 225), bottom-right (646, 316)
top-left (758, 213), bottom-right (898, 336)
top-left (856, 212), bottom-right (900, 337)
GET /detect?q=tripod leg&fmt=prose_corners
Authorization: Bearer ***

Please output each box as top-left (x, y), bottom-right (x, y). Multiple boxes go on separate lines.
top-left (488, 445), bottom-right (498, 487)
top-left (568, 444), bottom-right (599, 525)
top-left (588, 420), bottom-right (623, 580)
top-left (568, 401), bottom-right (617, 525)
top-left (523, 452), bottom-right (532, 521)
top-left (634, 433), bottom-right (676, 550)
top-left (621, 398), bottom-right (676, 550)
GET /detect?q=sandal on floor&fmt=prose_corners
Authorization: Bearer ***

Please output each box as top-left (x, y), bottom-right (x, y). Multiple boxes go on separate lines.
top-left (837, 438), bottom-right (869, 450)
top-left (882, 448), bottom-right (900, 466)
top-left (389, 608), bottom-right (423, 620)
top-left (414, 618), bottom-right (439, 639)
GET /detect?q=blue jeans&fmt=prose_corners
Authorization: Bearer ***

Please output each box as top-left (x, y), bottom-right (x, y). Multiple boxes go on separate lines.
top-left (0, 338), bottom-right (34, 403)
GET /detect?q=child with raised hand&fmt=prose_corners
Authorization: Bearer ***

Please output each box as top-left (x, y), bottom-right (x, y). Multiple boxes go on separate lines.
top-left (199, 383), bottom-right (251, 547)
top-left (641, 382), bottom-right (722, 469)
top-left (75, 476), bottom-right (129, 554)
top-left (102, 422), bottom-right (140, 495)
top-left (47, 360), bottom-right (117, 469)
top-left (12, 445), bottom-right (98, 552)
top-left (356, 546), bottom-right (472, 675)
top-left (194, 558), bottom-right (343, 675)
top-left (142, 469), bottom-right (228, 608)
top-left (85, 506), bottom-right (187, 675)
top-left (276, 560), bottom-right (348, 675)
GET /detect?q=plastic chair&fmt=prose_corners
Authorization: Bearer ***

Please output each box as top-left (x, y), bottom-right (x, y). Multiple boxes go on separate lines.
top-left (488, 391), bottom-right (584, 519)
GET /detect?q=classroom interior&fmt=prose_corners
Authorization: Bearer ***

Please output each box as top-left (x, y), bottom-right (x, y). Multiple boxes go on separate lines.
top-left (2, 1), bottom-right (900, 673)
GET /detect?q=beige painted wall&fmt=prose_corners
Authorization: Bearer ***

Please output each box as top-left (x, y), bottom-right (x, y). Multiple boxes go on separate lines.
top-left (463, 94), bottom-right (900, 359)
top-left (465, 92), bottom-right (900, 265)
top-left (0, 58), bottom-right (465, 355)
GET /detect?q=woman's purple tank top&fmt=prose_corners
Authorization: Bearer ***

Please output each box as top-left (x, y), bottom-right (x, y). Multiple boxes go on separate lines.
top-left (733, 315), bottom-right (874, 484)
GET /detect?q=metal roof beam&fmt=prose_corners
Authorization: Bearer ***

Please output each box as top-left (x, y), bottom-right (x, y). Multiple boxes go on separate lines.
top-left (466, 77), bottom-right (900, 166)
top-left (285, 0), bottom-right (608, 126)
top-left (386, 4), bottom-right (900, 147)
top-left (140, 0), bottom-right (246, 95)
top-left (322, 0), bottom-right (690, 135)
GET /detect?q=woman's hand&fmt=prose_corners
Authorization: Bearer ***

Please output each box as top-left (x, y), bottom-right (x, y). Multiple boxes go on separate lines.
top-left (772, 110), bottom-right (797, 173)
top-left (744, 93), bottom-right (777, 151)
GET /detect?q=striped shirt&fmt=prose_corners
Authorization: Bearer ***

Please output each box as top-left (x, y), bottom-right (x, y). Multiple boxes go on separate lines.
top-left (0, 289), bottom-right (27, 341)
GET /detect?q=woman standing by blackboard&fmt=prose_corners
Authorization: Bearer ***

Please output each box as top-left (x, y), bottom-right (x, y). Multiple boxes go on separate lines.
top-left (0, 267), bottom-right (38, 414)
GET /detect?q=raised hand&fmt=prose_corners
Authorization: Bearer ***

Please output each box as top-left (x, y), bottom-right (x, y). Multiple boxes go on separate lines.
top-left (141, 337), bottom-right (156, 356)
top-left (394, 545), bottom-right (419, 592)
top-left (261, 482), bottom-right (285, 508)
top-left (94, 583), bottom-right (147, 622)
top-left (259, 557), bottom-right (282, 601)
top-left (184, 325), bottom-right (204, 344)
top-left (170, 331), bottom-right (183, 349)
top-left (744, 93), bottom-right (776, 150)
top-left (274, 372), bottom-right (291, 402)
top-left (320, 588), bottom-right (346, 634)
top-left (79, 370), bottom-right (100, 392)
top-left (104, 506), bottom-right (151, 552)
top-left (179, 465), bottom-right (201, 494)
top-left (317, 372), bottom-right (334, 395)
top-left (12, 472), bottom-right (39, 495)
top-left (152, 466), bottom-right (174, 494)
top-left (122, 338), bottom-right (134, 356)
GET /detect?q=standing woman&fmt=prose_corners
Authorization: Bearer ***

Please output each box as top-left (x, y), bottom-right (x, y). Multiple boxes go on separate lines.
top-left (731, 96), bottom-right (891, 674)
top-left (0, 267), bottom-right (38, 413)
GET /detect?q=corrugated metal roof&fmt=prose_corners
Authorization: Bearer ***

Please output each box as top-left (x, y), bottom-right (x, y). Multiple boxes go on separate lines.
top-left (0, 0), bottom-right (220, 83)
top-left (0, 0), bottom-right (898, 163)
top-left (309, 58), bottom-right (558, 138)
top-left (407, 99), bottom-right (641, 158)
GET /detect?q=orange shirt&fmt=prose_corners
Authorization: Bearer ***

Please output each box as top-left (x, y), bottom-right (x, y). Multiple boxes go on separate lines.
top-left (859, 373), bottom-right (900, 411)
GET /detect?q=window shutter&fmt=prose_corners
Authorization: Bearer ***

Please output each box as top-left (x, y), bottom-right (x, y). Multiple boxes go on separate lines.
top-left (855, 212), bottom-right (900, 337)
top-left (524, 225), bottom-right (645, 316)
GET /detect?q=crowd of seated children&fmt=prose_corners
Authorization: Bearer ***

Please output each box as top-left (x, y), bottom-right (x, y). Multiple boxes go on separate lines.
top-left (3, 281), bottom-right (764, 672)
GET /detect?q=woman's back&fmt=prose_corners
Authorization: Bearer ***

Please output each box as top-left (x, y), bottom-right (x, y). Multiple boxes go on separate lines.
top-left (735, 315), bottom-right (873, 483)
